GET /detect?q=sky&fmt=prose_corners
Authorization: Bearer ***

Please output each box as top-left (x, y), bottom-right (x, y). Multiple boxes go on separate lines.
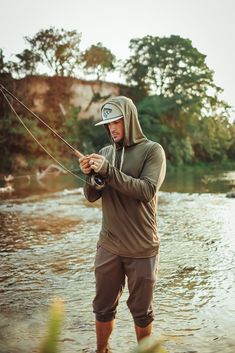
top-left (1, 0), bottom-right (235, 120)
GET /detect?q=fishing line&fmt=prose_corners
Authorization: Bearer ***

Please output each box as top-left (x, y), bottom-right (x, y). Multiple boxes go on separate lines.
top-left (0, 87), bottom-right (88, 184)
top-left (0, 168), bottom-right (82, 182)
top-left (0, 85), bottom-right (83, 156)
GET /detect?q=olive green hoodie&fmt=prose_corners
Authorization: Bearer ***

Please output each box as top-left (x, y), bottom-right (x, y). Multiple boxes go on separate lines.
top-left (84, 96), bottom-right (166, 258)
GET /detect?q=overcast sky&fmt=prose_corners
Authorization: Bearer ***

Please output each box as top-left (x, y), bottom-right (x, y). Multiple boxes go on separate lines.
top-left (1, 0), bottom-right (235, 119)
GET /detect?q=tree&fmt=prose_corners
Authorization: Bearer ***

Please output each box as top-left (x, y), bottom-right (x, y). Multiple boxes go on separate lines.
top-left (137, 95), bottom-right (195, 164)
top-left (8, 49), bottom-right (41, 77)
top-left (137, 94), bottom-right (232, 164)
top-left (0, 48), bottom-right (10, 74)
top-left (123, 35), bottom-right (229, 117)
top-left (191, 114), bottom-right (232, 161)
top-left (25, 27), bottom-right (82, 76)
top-left (227, 122), bottom-right (235, 159)
top-left (0, 114), bottom-right (47, 171)
top-left (82, 42), bottom-right (116, 80)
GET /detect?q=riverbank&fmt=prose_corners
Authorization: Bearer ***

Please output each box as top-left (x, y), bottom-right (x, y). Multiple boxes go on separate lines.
top-left (1, 161), bottom-right (235, 200)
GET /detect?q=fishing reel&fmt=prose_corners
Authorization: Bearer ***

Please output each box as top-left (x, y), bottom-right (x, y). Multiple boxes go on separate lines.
top-left (90, 173), bottom-right (106, 190)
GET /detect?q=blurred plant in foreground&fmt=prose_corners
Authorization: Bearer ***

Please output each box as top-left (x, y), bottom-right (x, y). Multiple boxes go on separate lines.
top-left (39, 298), bottom-right (64, 353)
top-left (38, 298), bottom-right (168, 353)
top-left (131, 336), bottom-right (168, 353)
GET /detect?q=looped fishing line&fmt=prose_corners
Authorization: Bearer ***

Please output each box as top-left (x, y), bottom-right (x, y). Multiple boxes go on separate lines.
top-left (0, 88), bottom-right (92, 186)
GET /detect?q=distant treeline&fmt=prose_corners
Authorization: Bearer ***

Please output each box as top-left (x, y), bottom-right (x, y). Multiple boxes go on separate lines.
top-left (0, 27), bottom-right (235, 172)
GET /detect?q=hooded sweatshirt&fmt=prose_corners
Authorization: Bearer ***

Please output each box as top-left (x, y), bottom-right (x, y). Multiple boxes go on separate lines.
top-left (84, 96), bottom-right (166, 258)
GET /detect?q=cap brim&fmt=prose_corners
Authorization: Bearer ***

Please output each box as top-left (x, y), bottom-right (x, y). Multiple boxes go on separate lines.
top-left (94, 115), bottom-right (123, 126)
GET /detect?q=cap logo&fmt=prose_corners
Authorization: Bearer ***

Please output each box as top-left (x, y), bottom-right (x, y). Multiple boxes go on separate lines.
top-left (103, 108), bottom-right (112, 120)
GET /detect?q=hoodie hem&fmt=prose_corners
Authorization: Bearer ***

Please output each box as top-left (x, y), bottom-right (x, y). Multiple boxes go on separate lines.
top-left (98, 240), bottom-right (159, 259)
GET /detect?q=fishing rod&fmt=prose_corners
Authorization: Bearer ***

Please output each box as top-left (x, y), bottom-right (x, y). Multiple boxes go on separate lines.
top-left (0, 84), bottom-right (105, 190)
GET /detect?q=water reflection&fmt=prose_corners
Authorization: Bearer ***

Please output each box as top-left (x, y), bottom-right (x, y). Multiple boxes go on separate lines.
top-left (163, 167), bottom-right (235, 194)
top-left (1, 166), bottom-right (235, 199)
top-left (0, 181), bottom-right (235, 352)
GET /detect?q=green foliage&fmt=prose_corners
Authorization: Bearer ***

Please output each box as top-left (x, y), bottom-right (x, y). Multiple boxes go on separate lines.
top-left (11, 49), bottom-right (41, 77)
top-left (0, 113), bottom-right (47, 170)
top-left (1, 29), bottom-right (234, 169)
top-left (0, 49), bottom-right (9, 74)
top-left (1, 97), bottom-right (233, 173)
top-left (191, 115), bottom-right (232, 161)
top-left (227, 122), bottom-right (235, 159)
top-left (123, 35), bottom-right (229, 120)
top-left (137, 96), bottom-right (194, 164)
top-left (62, 107), bottom-right (109, 154)
top-left (0, 108), bottom-right (80, 172)
top-left (130, 36), bottom-right (232, 165)
top-left (82, 42), bottom-right (116, 80)
top-left (62, 106), bottom-right (81, 149)
top-left (137, 95), bottom-right (232, 165)
top-left (77, 116), bottom-right (109, 153)
top-left (25, 27), bottom-right (82, 76)
top-left (0, 104), bottom-right (110, 173)
top-left (124, 35), bottom-right (213, 97)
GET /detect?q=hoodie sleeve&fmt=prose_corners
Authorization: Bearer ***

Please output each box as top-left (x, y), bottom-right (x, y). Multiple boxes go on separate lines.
top-left (83, 145), bottom-right (111, 202)
top-left (83, 175), bottom-right (102, 202)
top-left (98, 143), bottom-right (166, 202)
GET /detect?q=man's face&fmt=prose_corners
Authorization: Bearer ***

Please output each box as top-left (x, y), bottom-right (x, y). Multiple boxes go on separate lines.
top-left (107, 119), bottom-right (124, 142)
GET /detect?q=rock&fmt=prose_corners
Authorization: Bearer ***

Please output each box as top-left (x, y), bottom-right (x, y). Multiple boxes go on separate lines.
top-left (226, 191), bottom-right (235, 198)
top-left (0, 185), bottom-right (14, 194)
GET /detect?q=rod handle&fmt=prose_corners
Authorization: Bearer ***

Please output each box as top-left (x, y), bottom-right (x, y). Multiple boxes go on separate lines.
top-left (73, 150), bottom-right (84, 158)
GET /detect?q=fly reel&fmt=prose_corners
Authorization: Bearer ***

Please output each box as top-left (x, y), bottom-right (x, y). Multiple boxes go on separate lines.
top-left (90, 173), bottom-right (106, 190)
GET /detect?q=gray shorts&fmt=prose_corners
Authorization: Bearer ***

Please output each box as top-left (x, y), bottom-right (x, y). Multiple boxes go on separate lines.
top-left (93, 246), bottom-right (159, 328)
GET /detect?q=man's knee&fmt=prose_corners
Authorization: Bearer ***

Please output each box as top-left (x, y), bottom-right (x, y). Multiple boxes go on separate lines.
top-left (133, 313), bottom-right (154, 328)
top-left (95, 311), bottom-right (116, 322)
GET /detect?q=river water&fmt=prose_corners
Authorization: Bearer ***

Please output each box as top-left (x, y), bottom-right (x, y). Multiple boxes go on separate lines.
top-left (0, 168), bottom-right (235, 353)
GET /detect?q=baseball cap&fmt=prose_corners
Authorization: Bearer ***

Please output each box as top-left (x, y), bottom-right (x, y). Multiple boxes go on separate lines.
top-left (95, 103), bottom-right (123, 126)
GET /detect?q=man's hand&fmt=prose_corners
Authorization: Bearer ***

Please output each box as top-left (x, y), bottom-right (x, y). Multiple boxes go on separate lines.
top-left (79, 154), bottom-right (105, 174)
top-left (88, 153), bottom-right (105, 173)
top-left (79, 156), bottom-right (93, 175)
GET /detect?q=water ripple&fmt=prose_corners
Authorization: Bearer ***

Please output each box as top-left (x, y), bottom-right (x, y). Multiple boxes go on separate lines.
top-left (0, 191), bottom-right (235, 352)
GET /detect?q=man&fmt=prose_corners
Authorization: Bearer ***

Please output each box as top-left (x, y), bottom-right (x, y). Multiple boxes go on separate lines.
top-left (79, 96), bottom-right (166, 353)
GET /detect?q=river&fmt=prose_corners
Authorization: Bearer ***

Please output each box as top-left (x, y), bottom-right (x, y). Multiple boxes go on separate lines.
top-left (0, 167), bottom-right (235, 353)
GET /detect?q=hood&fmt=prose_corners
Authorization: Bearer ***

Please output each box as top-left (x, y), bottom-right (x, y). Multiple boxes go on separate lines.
top-left (101, 96), bottom-right (146, 147)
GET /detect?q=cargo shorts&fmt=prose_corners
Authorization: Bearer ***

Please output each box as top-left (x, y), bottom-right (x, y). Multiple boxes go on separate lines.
top-left (93, 246), bottom-right (159, 328)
